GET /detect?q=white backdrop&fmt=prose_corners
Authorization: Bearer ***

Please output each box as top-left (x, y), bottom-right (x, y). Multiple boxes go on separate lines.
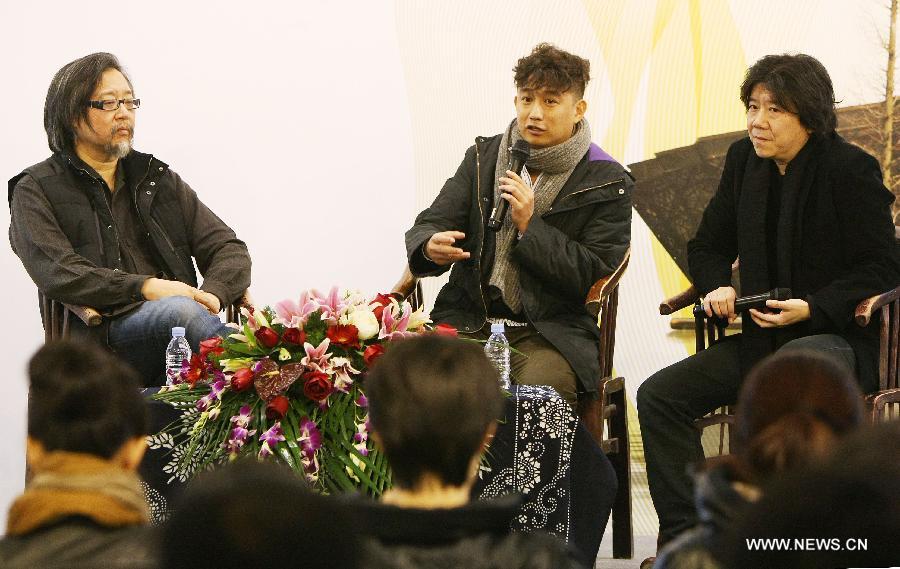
top-left (0, 0), bottom-right (893, 532)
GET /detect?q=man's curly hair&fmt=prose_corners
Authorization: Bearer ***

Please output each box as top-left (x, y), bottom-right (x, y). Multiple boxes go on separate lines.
top-left (513, 43), bottom-right (591, 98)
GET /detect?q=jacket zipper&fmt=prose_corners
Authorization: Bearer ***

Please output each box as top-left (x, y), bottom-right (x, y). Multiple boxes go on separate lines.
top-left (545, 177), bottom-right (626, 216)
top-left (474, 137), bottom-right (488, 331)
top-left (560, 178), bottom-right (625, 201)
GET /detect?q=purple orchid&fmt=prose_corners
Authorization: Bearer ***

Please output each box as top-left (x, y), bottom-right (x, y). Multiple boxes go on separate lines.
top-left (231, 405), bottom-right (253, 428)
top-left (379, 301), bottom-right (414, 339)
top-left (274, 291), bottom-right (318, 328)
top-left (224, 425), bottom-right (256, 457)
top-left (258, 422), bottom-right (286, 459)
top-left (196, 380), bottom-right (227, 412)
top-left (355, 393), bottom-right (369, 408)
top-left (297, 417), bottom-right (323, 455)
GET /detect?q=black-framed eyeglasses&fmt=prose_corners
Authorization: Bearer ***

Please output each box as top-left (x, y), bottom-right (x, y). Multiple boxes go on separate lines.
top-left (88, 98), bottom-right (141, 111)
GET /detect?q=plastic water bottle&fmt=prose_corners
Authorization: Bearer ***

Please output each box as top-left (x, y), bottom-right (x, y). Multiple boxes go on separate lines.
top-left (165, 326), bottom-right (192, 385)
top-left (484, 322), bottom-right (511, 389)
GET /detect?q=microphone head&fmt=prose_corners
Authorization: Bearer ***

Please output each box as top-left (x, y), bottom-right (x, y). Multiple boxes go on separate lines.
top-left (510, 139), bottom-right (531, 160)
top-left (772, 287), bottom-right (792, 301)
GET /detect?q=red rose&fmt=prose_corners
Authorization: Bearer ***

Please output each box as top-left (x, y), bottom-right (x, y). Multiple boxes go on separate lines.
top-left (371, 293), bottom-right (394, 322)
top-left (282, 327), bottom-right (307, 345)
top-left (326, 324), bottom-right (361, 349)
top-left (303, 371), bottom-right (334, 401)
top-left (199, 336), bottom-right (224, 358)
top-left (266, 395), bottom-right (290, 420)
top-left (363, 344), bottom-right (386, 367)
top-left (434, 323), bottom-right (458, 337)
top-left (254, 327), bottom-right (280, 350)
top-left (231, 368), bottom-right (254, 392)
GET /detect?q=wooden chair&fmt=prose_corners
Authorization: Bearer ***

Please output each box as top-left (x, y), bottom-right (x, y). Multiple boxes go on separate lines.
top-left (659, 284), bottom-right (900, 431)
top-left (392, 249), bottom-right (634, 559)
top-left (39, 290), bottom-right (253, 341)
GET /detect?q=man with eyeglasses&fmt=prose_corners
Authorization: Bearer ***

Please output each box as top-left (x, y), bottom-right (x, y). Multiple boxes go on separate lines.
top-left (8, 52), bottom-right (251, 385)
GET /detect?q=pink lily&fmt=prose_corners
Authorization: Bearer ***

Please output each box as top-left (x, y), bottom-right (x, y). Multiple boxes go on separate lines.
top-left (301, 338), bottom-right (332, 371)
top-left (379, 300), bottom-right (414, 339)
top-left (312, 286), bottom-right (346, 324)
top-left (274, 291), bottom-right (318, 328)
top-left (329, 357), bottom-right (360, 393)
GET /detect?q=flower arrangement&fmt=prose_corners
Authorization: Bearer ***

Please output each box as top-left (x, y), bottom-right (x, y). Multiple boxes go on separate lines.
top-left (152, 287), bottom-right (454, 496)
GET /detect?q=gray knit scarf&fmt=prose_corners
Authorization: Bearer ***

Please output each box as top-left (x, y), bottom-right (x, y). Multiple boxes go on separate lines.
top-left (488, 119), bottom-right (592, 313)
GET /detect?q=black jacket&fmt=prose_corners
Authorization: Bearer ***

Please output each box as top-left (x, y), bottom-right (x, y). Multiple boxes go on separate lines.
top-left (353, 495), bottom-right (585, 569)
top-left (406, 134), bottom-right (632, 393)
top-left (688, 134), bottom-right (899, 391)
top-left (9, 150), bottom-right (251, 335)
top-left (0, 517), bottom-right (157, 569)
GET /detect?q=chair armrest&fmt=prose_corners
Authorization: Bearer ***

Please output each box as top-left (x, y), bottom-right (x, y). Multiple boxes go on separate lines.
top-left (391, 265), bottom-right (419, 300)
top-left (62, 303), bottom-right (102, 327)
top-left (854, 286), bottom-right (900, 327)
top-left (659, 286), bottom-right (699, 315)
top-left (585, 249), bottom-right (631, 318)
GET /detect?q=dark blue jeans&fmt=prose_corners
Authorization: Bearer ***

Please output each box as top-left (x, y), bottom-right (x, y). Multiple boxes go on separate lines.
top-left (637, 333), bottom-right (856, 546)
top-left (108, 296), bottom-right (232, 386)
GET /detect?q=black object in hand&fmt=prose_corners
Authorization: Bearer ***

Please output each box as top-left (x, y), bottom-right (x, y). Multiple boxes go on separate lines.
top-left (487, 140), bottom-right (531, 231)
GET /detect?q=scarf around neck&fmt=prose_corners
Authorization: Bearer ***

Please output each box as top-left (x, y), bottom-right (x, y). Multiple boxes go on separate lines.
top-left (7, 450), bottom-right (149, 536)
top-left (488, 119), bottom-right (592, 313)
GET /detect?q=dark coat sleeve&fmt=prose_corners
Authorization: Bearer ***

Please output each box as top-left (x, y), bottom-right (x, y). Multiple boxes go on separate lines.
top-left (807, 149), bottom-right (899, 331)
top-left (173, 171), bottom-right (252, 306)
top-left (687, 142), bottom-right (743, 295)
top-left (9, 175), bottom-right (148, 309)
top-left (404, 145), bottom-right (476, 277)
top-left (510, 180), bottom-right (632, 302)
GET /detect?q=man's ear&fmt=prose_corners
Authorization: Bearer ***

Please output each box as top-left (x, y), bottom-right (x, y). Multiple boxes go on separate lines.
top-left (113, 437), bottom-right (147, 471)
top-left (575, 99), bottom-right (588, 121)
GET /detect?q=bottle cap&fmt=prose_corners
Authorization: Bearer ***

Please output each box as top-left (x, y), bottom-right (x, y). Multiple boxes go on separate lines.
top-left (490, 322), bottom-right (505, 334)
top-left (171, 326), bottom-right (186, 337)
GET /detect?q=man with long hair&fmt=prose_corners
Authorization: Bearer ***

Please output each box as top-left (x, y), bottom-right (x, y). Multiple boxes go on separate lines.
top-left (9, 53), bottom-right (251, 385)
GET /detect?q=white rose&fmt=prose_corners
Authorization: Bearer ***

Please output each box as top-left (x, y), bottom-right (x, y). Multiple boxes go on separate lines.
top-left (349, 308), bottom-right (380, 340)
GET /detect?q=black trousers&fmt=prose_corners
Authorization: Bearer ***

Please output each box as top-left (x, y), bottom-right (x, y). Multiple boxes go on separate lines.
top-left (637, 333), bottom-right (856, 546)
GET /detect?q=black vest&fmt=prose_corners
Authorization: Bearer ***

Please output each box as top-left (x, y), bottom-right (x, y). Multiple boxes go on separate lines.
top-left (9, 151), bottom-right (198, 287)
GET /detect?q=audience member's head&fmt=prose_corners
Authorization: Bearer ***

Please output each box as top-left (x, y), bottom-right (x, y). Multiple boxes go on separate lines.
top-left (725, 421), bottom-right (900, 568)
top-left (163, 460), bottom-right (358, 569)
top-left (366, 335), bottom-right (504, 491)
top-left (27, 340), bottom-right (148, 469)
top-left (729, 350), bottom-right (863, 484)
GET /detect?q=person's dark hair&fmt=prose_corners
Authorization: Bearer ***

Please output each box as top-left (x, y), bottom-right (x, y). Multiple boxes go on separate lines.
top-left (163, 460), bottom-right (359, 569)
top-left (724, 422), bottom-right (900, 568)
top-left (366, 335), bottom-right (504, 489)
top-left (44, 52), bottom-right (133, 153)
top-left (28, 340), bottom-right (147, 459)
top-left (731, 350), bottom-right (863, 483)
top-left (739, 53), bottom-right (837, 134)
top-left (514, 43), bottom-right (591, 98)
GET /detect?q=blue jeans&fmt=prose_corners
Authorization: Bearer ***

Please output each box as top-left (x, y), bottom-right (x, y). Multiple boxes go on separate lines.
top-left (108, 296), bottom-right (232, 386)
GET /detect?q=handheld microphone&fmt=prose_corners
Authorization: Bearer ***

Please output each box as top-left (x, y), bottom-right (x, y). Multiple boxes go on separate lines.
top-left (693, 288), bottom-right (793, 318)
top-left (487, 140), bottom-right (531, 231)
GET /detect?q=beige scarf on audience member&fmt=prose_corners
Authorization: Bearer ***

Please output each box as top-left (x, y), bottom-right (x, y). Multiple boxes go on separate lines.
top-left (7, 450), bottom-right (149, 536)
top-left (488, 119), bottom-right (592, 313)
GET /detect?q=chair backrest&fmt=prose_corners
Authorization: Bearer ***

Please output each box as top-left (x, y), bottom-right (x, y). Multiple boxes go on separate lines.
top-left (586, 249), bottom-right (631, 378)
